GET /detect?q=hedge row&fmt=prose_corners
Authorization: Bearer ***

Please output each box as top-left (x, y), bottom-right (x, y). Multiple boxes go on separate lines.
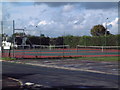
top-left (63, 35), bottom-right (120, 48)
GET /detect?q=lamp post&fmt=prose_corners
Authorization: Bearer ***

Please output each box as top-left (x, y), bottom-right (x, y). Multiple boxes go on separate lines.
top-left (36, 26), bottom-right (41, 45)
top-left (63, 31), bottom-right (65, 58)
top-left (13, 20), bottom-right (26, 58)
top-left (105, 18), bottom-right (108, 46)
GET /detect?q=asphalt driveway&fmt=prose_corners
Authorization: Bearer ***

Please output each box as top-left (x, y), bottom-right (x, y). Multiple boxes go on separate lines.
top-left (6, 58), bottom-right (119, 75)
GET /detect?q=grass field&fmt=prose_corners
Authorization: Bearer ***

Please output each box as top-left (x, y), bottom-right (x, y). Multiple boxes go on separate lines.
top-left (1, 56), bottom-right (119, 62)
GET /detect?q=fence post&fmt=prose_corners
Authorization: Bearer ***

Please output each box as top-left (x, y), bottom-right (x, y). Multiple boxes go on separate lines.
top-left (1, 21), bottom-right (3, 58)
top-left (102, 46), bottom-right (104, 52)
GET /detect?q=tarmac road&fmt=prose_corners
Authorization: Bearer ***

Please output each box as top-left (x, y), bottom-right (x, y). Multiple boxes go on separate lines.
top-left (2, 61), bottom-right (119, 88)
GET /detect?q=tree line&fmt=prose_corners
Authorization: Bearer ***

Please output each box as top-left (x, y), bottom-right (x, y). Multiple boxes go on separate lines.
top-left (2, 24), bottom-right (120, 48)
top-left (13, 34), bottom-right (120, 48)
top-left (63, 35), bottom-right (120, 48)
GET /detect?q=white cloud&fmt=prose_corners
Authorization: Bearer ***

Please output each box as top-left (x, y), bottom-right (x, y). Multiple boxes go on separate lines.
top-left (73, 20), bottom-right (79, 24)
top-left (28, 21), bottom-right (35, 26)
top-left (2, 2), bottom-right (118, 37)
top-left (103, 17), bottom-right (118, 34)
top-left (109, 17), bottom-right (118, 26)
top-left (63, 4), bottom-right (74, 12)
top-left (49, 20), bottom-right (55, 24)
top-left (38, 20), bottom-right (55, 26)
top-left (108, 18), bottom-right (118, 34)
top-left (38, 20), bottom-right (47, 25)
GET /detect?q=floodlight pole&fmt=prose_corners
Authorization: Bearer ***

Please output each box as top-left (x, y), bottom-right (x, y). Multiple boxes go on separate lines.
top-left (36, 26), bottom-right (42, 58)
top-left (63, 31), bottom-right (65, 58)
top-left (13, 20), bottom-right (15, 58)
top-left (13, 20), bottom-right (25, 58)
top-left (1, 21), bottom-right (3, 38)
top-left (36, 26), bottom-right (41, 43)
top-left (105, 18), bottom-right (108, 46)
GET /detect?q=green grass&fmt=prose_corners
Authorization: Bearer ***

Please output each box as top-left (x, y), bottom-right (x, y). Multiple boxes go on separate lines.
top-left (76, 56), bottom-right (119, 61)
top-left (0, 56), bottom-right (119, 62)
top-left (0, 57), bottom-right (16, 60)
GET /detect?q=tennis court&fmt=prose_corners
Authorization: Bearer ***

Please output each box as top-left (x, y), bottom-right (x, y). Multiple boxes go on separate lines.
top-left (2, 45), bottom-right (120, 58)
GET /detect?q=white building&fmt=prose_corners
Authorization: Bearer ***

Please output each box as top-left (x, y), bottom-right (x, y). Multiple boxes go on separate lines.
top-left (2, 41), bottom-right (17, 49)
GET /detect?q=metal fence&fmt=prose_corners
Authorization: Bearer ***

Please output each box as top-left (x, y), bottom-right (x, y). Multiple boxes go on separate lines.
top-left (1, 20), bottom-right (120, 59)
top-left (2, 44), bottom-right (119, 58)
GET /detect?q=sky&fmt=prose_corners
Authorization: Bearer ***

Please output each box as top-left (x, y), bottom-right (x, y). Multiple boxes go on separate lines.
top-left (1, 2), bottom-right (119, 37)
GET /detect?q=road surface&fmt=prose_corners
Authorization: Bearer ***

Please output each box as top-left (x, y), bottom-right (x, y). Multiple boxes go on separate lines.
top-left (2, 61), bottom-right (119, 88)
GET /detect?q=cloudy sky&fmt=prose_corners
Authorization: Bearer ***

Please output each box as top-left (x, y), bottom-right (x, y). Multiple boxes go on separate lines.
top-left (2, 2), bottom-right (118, 37)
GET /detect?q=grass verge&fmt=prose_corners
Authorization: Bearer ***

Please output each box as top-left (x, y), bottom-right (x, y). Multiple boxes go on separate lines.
top-left (0, 57), bottom-right (16, 61)
top-left (0, 56), bottom-right (119, 62)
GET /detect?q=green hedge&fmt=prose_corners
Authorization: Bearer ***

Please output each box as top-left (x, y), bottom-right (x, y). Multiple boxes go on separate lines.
top-left (63, 34), bottom-right (120, 48)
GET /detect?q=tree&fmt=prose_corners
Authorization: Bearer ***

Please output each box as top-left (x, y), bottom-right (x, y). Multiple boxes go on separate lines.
top-left (40, 37), bottom-right (50, 45)
top-left (26, 35), bottom-right (50, 45)
top-left (90, 25), bottom-right (111, 36)
top-left (40, 34), bottom-right (45, 37)
top-left (12, 32), bottom-right (26, 37)
top-left (55, 37), bottom-right (64, 45)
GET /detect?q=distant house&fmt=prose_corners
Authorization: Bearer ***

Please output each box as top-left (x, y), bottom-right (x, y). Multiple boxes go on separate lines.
top-left (2, 35), bottom-right (19, 49)
top-left (2, 41), bottom-right (17, 49)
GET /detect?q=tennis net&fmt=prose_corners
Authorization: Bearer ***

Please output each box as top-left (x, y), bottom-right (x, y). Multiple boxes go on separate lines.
top-left (32, 45), bottom-right (70, 50)
top-left (15, 45), bottom-right (70, 50)
top-left (76, 45), bottom-right (120, 52)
